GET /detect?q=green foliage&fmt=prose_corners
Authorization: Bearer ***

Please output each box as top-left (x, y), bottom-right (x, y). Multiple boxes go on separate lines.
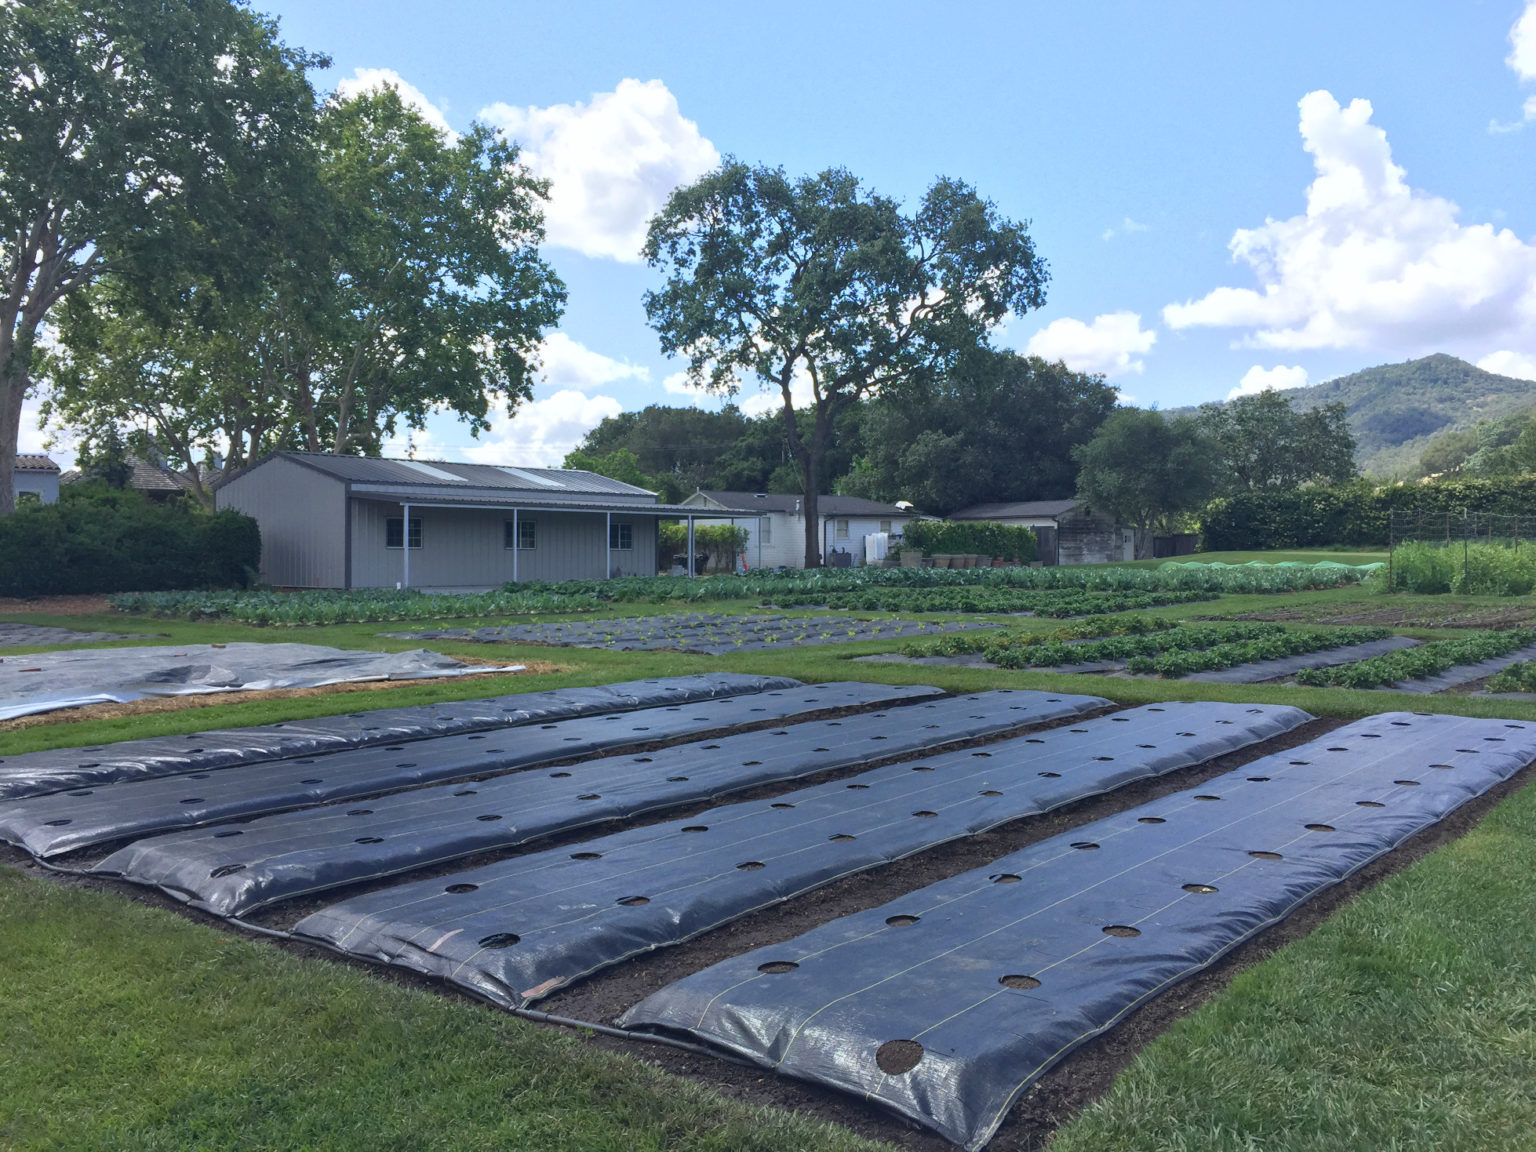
top-left (645, 159), bottom-right (1046, 565)
top-left (656, 523), bottom-right (751, 571)
top-left (1296, 630), bottom-right (1536, 688)
top-left (1194, 390), bottom-right (1356, 495)
top-left (901, 519), bottom-right (1036, 561)
top-left (1201, 475), bottom-right (1536, 550)
top-left (766, 588), bottom-right (1213, 616)
top-left (73, 423), bottom-right (133, 490)
top-left (1417, 407), bottom-right (1536, 478)
top-left (838, 348), bottom-right (1116, 514)
top-left (1074, 408), bottom-right (1215, 554)
top-left (1487, 661), bottom-right (1536, 693)
top-left (1127, 627), bottom-right (1390, 678)
top-left (1387, 540), bottom-right (1536, 596)
top-left (0, 486), bottom-right (259, 596)
top-left (560, 447), bottom-right (655, 491)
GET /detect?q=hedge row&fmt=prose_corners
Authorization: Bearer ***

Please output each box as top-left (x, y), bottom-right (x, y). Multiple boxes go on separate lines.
top-left (1201, 476), bottom-right (1536, 550)
top-left (0, 486), bottom-right (261, 596)
top-left (902, 519), bottom-right (1037, 562)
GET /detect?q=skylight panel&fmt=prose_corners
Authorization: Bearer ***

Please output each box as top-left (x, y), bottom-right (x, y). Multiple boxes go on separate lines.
top-left (396, 460), bottom-right (467, 483)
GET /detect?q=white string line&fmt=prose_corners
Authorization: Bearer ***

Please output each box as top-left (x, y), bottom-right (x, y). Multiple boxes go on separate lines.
top-left (326, 711), bottom-right (1278, 957)
top-left (319, 709), bottom-right (1229, 948)
top-left (727, 718), bottom-right (1492, 1064)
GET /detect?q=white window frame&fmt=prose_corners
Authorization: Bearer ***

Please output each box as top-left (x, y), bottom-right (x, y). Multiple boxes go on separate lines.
top-left (834, 518), bottom-right (850, 540)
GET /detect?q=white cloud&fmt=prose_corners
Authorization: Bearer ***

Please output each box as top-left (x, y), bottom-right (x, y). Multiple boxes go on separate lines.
top-left (1477, 349), bottom-right (1536, 380)
top-left (1510, 2), bottom-right (1536, 81)
top-left (481, 79), bottom-right (719, 262)
top-left (1102, 216), bottom-right (1150, 241)
top-left (460, 390), bottom-right (623, 467)
top-left (538, 332), bottom-right (648, 392)
top-left (335, 68), bottom-right (455, 139)
top-left (1226, 364), bottom-right (1310, 401)
top-left (1164, 91), bottom-right (1536, 357)
top-left (1024, 311), bottom-right (1157, 376)
top-left (17, 393), bottom-right (75, 469)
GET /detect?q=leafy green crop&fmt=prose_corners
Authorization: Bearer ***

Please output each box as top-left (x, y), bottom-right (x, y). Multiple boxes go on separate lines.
top-left (1487, 661), bottom-right (1536, 693)
top-left (760, 588), bottom-right (1214, 616)
top-left (1128, 627), bottom-right (1391, 678)
top-left (1296, 630), bottom-right (1536, 689)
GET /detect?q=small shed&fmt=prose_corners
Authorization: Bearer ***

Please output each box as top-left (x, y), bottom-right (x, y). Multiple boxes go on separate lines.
top-left (12, 455), bottom-right (60, 506)
top-left (948, 499), bottom-right (1132, 565)
top-left (682, 491), bottom-right (917, 569)
top-left (215, 452), bottom-right (734, 590)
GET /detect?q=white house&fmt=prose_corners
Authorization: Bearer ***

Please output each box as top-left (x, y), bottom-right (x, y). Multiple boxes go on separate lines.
top-left (11, 455), bottom-right (60, 506)
top-left (682, 490), bottom-right (917, 569)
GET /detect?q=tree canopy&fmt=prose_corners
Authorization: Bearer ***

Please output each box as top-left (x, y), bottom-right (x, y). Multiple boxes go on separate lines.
top-left (0, 0), bottom-right (325, 513)
top-left (1194, 390), bottom-right (1356, 495)
top-left (1074, 408), bottom-right (1215, 557)
top-left (643, 160), bottom-right (1047, 565)
top-left (838, 348), bottom-right (1116, 515)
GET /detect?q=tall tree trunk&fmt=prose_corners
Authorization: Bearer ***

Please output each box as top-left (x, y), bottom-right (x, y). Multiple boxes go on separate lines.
top-left (0, 363), bottom-right (21, 518)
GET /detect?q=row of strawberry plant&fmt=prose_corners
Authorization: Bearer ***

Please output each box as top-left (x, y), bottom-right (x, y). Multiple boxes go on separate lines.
top-left (1487, 662), bottom-right (1536, 693)
top-left (914, 614), bottom-right (1179, 657)
top-left (758, 588), bottom-right (1215, 616)
top-left (1127, 627), bottom-right (1391, 678)
top-left (1295, 630), bottom-right (1536, 689)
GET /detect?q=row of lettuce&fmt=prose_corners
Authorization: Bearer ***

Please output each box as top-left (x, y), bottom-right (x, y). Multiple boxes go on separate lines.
top-left (106, 562), bottom-right (1379, 625)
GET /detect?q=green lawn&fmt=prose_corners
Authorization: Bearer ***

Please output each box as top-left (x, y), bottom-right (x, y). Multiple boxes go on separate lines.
top-left (3, 584), bottom-right (1536, 1149)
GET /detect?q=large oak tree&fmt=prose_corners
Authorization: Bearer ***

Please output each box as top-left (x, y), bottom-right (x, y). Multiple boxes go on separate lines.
top-left (643, 161), bottom-right (1047, 566)
top-left (0, 0), bottom-right (322, 513)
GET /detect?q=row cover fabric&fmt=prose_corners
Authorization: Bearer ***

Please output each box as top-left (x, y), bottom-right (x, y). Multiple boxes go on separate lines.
top-left (621, 711), bottom-right (1536, 1150)
top-left (0, 642), bottom-right (526, 722)
top-left (0, 681), bottom-right (932, 858)
top-left (99, 690), bottom-right (1108, 915)
top-left (1381, 640), bottom-right (1536, 694)
top-left (293, 701), bottom-right (1309, 1009)
top-left (1180, 636), bottom-right (1420, 683)
top-left (0, 673), bottom-right (799, 801)
top-left (384, 614), bottom-right (997, 655)
top-left (0, 623), bottom-right (154, 648)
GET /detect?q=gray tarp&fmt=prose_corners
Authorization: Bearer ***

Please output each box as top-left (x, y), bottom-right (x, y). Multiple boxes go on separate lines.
top-left (621, 711), bottom-right (1536, 1150)
top-left (293, 701), bottom-right (1310, 1008)
top-left (1, 682), bottom-right (936, 858)
top-left (98, 689), bottom-right (1107, 915)
top-left (0, 623), bottom-right (155, 648)
top-left (0, 673), bottom-right (799, 801)
top-left (0, 642), bottom-right (524, 722)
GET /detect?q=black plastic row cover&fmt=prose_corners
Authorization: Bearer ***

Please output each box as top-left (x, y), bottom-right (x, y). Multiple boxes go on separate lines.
top-left (384, 614), bottom-right (998, 655)
top-left (0, 674), bottom-right (801, 802)
top-left (98, 690), bottom-right (1109, 915)
top-left (293, 701), bottom-right (1309, 1009)
top-left (621, 711), bottom-right (1536, 1151)
top-left (0, 682), bottom-right (935, 858)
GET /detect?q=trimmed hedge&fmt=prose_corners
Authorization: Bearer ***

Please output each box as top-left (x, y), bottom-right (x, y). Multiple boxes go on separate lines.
top-left (0, 485), bottom-right (261, 596)
top-left (904, 519), bottom-right (1037, 562)
top-left (1201, 476), bottom-right (1536, 550)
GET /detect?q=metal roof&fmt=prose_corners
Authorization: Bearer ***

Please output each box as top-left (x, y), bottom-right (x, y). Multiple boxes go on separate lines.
top-left (948, 499), bottom-right (1082, 520)
top-left (219, 451), bottom-right (657, 499)
top-left (687, 490), bottom-right (915, 517)
top-left (370, 494), bottom-right (739, 517)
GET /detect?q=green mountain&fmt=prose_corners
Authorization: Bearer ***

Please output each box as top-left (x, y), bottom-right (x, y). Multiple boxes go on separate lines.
top-left (1181, 355), bottom-right (1536, 478)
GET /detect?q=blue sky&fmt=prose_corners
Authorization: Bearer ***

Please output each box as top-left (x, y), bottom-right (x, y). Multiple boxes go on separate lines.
top-left (32, 2), bottom-right (1536, 466)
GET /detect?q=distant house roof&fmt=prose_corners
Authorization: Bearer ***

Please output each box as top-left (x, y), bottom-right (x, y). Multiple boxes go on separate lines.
top-left (219, 451), bottom-right (657, 499)
top-left (686, 490), bottom-right (915, 517)
top-left (949, 499), bottom-right (1082, 521)
top-left (14, 455), bottom-right (59, 473)
top-left (128, 456), bottom-right (186, 493)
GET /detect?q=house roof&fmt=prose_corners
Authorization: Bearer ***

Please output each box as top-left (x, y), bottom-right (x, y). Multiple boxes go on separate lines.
top-left (949, 499), bottom-right (1082, 521)
top-left (14, 455), bottom-right (59, 473)
top-left (128, 456), bottom-right (187, 492)
top-left (687, 490), bottom-right (915, 517)
top-left (218, 451), bottom-right (657, 500)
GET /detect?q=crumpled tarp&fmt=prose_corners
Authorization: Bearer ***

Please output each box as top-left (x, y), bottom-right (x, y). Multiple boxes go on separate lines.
top-left (621, 711), bottom-right (1536, 1151)
top-left (0, 673), bottom-right (800, 801)
top-left (0, 623), bottom-right (155, 648)
top-left (293, 701), bottom-right (1310, 1008)
top-left (1, 682), bottom-right (934, 858)
top-left (99, 689), bottom-right (1105, 915)
top-left (0, 642), bottom-right (522, 722)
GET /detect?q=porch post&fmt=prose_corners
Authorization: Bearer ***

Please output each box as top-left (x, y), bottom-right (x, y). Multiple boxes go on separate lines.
top-left (687, 515), bottom-right (695, 577)
top-left (512, 507), bottom-right (519, 584)
top-left (605, 510), bottom-right (612, 578)
top-left (402, 501), bottom-right (411, 589)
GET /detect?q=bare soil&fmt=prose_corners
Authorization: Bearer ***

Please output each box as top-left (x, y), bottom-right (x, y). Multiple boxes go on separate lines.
top-left (0, 594), bottom-right (116, 616)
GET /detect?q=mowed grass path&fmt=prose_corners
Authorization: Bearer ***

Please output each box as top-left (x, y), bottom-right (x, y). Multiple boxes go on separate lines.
top-left (3, 584), bottom-right (1535, 1149)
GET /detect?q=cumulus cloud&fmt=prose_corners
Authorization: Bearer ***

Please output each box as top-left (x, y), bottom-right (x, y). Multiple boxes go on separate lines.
top-left (1101, 217), bottom-right (1150, 241)
top-left (481, 79), bottom-right (719, 262)
top-left (1511, 2), bottom-right (1536, 81)
top-left (1477, 349), bottom-right (1536, 380)
top-left (461, 390), bottom-right (624, 467)
top-left (1024, 311), bottom-right (1157, 376)
top-left (1226, 364), bottom-right (1310, 401)
top-left (17, 393), bottom-right (74, 468)
top-left (538, 332), bottom-right (649, 392)
top-left (1164, 91), bottom-right (1536, 356)
top-left (335, 67), bottom-right (455, 139)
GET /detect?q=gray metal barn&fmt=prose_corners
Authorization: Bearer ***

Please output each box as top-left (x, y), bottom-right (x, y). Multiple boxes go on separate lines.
top-left (214, 452), bottom-right (725, 590)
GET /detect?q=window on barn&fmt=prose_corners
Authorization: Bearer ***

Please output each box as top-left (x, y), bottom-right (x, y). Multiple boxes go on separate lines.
top-left (386, 517), bottom-right (421, 549)
top-left (609, 522), bottom-right (633, 550)
top-left (835, 518), bottom-right (850, 540)
top-left (518, 519), bottom-right (537, 550)
top-left (879, 519), bottom-right (891, 533)
top-left (759, 517), bottom-right (772, 544)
